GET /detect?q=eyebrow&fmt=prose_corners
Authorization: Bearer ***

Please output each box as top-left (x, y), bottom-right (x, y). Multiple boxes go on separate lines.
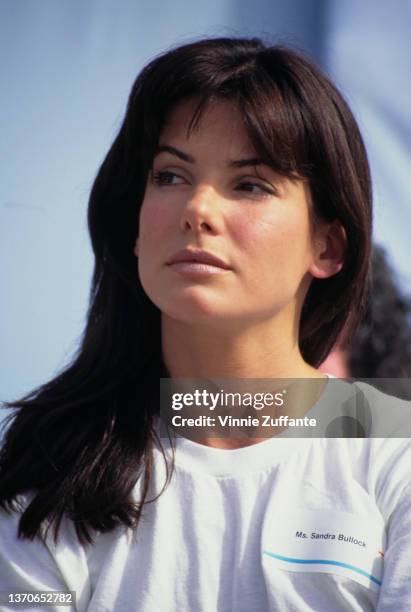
top-left (154, 144), bottom-right (265, 169)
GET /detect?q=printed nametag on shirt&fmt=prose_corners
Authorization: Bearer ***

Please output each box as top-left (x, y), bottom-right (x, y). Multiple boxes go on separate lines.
top-left (262, 507), bottom-right (385, 592)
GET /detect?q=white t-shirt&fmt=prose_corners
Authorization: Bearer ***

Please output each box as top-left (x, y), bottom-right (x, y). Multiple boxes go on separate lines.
top-left (1, 381), bottom-right (411, 611)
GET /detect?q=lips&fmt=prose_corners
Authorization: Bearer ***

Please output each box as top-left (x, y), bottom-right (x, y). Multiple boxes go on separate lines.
top-left (166, 249), bottom-right (231, 270)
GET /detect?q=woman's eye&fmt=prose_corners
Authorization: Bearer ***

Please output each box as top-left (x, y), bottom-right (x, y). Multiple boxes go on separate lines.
top-left (237, 182), bottom-right (277, 197)
top-left (152, 170), bottom-right (185, 186)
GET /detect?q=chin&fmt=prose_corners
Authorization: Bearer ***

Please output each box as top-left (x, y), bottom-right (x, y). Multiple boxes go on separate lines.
top-left (148, 282), bottom-right (221, 315)
top-left (161, 296), bottom-right (227, 323)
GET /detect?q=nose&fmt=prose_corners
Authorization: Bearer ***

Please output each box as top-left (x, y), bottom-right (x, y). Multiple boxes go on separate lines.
top-left (179, 186), bottom-right (223, 236)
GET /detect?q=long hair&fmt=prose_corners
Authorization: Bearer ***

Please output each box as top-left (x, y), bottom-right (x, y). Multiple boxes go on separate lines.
top-left (0, 36), bottom-right (372, 544)
top-left (348, 245), bottom-right (411, 379)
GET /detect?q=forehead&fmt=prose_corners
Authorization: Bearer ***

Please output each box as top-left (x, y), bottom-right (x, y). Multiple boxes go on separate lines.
top-left (160, 98), bottom-right (256, 157)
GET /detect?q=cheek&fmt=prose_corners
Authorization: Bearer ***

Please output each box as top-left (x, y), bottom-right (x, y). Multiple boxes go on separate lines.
top-left (230, 210), bottom-right (312, 262)
top-left (139, 195), bottom-right (172, 241)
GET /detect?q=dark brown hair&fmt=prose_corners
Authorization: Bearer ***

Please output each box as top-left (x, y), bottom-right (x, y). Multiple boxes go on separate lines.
top-left (0, 36), bottom-right (372, 544)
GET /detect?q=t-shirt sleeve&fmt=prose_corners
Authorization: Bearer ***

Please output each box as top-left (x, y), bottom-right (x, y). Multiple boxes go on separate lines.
top-left (377, 482), bottom-right (411, 610)
top-left (0, 502), bottom-right (90, 612)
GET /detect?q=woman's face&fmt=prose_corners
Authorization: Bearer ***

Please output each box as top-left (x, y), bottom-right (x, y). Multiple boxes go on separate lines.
top-left (137, 99), bottom-right (326, 329)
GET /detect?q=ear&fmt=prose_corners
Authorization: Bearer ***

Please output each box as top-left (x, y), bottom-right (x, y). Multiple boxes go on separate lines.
top-left (309, 220), bottom-right (346, 279)
top-left (133, 237), bottom-right (139, 257)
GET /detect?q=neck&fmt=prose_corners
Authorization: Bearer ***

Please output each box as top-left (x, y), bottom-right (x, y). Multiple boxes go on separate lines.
top-left (161, 313), bottom-right (321, 380)
top-left (160, 314), bottom-right (327, 449)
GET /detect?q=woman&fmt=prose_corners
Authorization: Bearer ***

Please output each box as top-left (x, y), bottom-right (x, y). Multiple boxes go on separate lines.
top-left (1, 37), bottom-right (410, 611)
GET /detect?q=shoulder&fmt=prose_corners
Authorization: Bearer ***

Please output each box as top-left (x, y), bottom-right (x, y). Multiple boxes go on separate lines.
top-left (313, 380), bottom-right (411, 518)
top-left (0, 491), bottom-right (92, 611)
top-left (344, 382), bottom-right (411, 519)
top-left (322, 378), bottom-right (411, 437)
